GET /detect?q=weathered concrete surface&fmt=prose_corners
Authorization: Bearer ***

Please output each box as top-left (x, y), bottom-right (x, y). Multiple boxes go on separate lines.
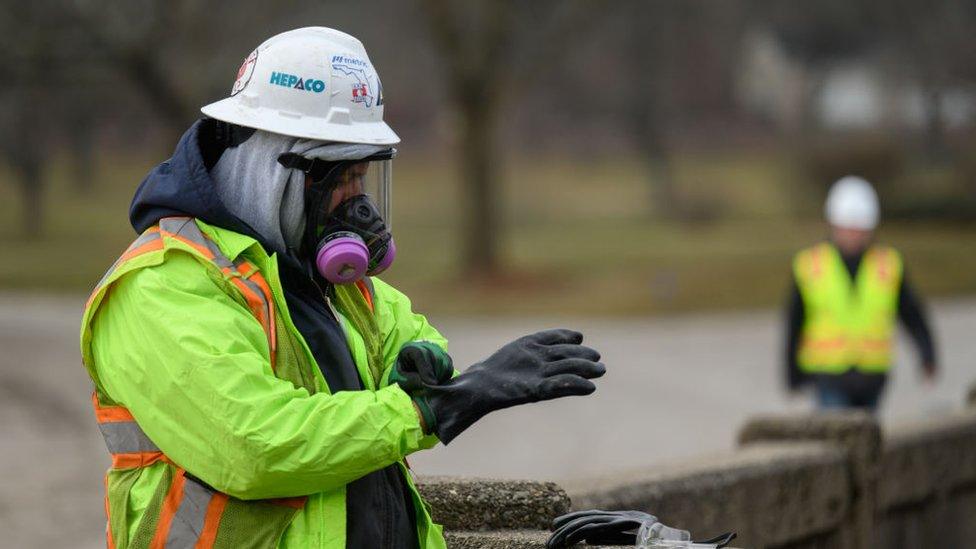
top-left (876, 487), bottom-right (976, 549)
top-left (738, 412), bottom-right (881, 479)
top-left (874, 412), bottom-right (976, 549)
top-left (878, 411), bottom-right (976, 509)
top-left (416, 476), bottom-right (570, 531)
top-left (565, 442), bottom-right (849, 549)
top-left (738, 413), bottom-right (881, 549)
top-left (444, 530), bottom-right (552, 549)
top-left (444, 531), bottom-right (740, 549)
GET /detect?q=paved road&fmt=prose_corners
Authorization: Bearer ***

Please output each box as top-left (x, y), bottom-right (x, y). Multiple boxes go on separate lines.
top-left (2, 293), bottom-right (973, 547)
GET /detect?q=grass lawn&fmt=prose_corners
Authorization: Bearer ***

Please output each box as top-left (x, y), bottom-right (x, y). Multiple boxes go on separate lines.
top-left (1, 150), bottom-right (974, 315)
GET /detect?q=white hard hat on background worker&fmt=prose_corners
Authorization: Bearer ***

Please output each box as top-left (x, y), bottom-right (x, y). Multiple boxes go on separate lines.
top-left (824, 175), bottom-right (880, 230)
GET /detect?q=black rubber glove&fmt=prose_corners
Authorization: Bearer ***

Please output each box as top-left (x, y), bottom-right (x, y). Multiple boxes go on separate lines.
top-left (696, 532), bottom-right (738, 547)
top-left (420, 329), bottom-right (605, 444)
top-left (548, 509), bottom-right (658, 547)
top-left (547, 509), bottom-right (736, 548)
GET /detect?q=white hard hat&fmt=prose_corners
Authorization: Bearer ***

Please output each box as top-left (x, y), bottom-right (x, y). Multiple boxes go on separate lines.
top-left (201, 27), bottom-right (399, 145)
top-left (824, 175), bottom-right (880, 230)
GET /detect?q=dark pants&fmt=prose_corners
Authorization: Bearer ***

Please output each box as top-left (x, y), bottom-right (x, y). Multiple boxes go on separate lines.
top-left (813, 370), bottom-right (887, 412)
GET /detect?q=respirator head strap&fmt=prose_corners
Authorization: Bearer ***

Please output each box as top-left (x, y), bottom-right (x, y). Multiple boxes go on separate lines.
top-left (277, 153), bottom-right (340, 185)
top-left (278, 148), bottom-right (396, 185)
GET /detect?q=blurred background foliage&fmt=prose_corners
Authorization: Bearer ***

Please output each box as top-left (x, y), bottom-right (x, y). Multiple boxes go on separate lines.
top-left (2, 0), bottom-right (975, 315)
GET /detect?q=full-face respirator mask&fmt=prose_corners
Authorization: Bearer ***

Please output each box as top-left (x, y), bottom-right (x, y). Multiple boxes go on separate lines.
top-left (278, 149), bottom-right (396, 285)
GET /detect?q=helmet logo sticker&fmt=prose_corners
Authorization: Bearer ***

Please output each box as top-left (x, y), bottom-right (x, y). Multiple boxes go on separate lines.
top-left (269, 71), bottom-right (327, 93)
top-left (231, 49), bottom-right (258, 96)
top-left (332, 54), bottom-right (377, 108)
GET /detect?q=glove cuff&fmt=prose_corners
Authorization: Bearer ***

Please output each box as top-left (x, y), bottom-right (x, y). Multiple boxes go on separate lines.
top-left (412, 395), bottom-right (438, 434)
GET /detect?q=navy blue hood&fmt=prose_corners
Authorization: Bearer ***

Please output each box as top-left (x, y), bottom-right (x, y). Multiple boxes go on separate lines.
top-left (129, 119), bottom-right (256, 238)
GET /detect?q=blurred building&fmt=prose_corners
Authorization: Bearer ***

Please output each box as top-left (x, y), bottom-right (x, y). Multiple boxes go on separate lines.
top-left (738, 27), bottom-right (976, 132)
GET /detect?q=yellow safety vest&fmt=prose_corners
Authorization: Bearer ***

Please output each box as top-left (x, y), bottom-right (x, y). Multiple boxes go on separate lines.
top-left (794, 242), bottom-right (902, 375)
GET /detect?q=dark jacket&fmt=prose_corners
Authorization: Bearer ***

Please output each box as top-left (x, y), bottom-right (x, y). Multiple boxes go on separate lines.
top-left (129, 118), bottom-right (418, 549)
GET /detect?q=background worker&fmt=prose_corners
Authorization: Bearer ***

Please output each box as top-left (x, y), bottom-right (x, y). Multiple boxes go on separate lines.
top-left (785, 176), bottom-right (937, 411)
top-left (80, 27), bottom-right (604, 548)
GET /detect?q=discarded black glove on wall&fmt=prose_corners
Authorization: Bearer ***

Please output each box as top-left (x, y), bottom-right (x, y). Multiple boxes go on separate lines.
top-left (548, 509), bottom-right (661, 547)
top-left (419, 329), bottom-right (605, 444)
top-left (547, 509), bottom-right (736, 548)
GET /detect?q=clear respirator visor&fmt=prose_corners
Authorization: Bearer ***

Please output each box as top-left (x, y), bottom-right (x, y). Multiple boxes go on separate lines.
top-left (360, 156), bottom-right (393, 230)
top-left (326, 149), bottom-right (394, 230)
top-left (278, 148), bottom-right (395, 234)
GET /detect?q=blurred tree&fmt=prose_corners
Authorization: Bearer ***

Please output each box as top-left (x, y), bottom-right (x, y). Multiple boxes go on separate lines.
top-left (0, 92), bottom-right (46, 239)
top-left (627, 1), bottom-right (679, 219)
top-left (0, 0), bottom-right (303, 235)
top-left (64, 92), bottom-right (98, 193)
top-left (623, 0), bottom-right (749, 220)
top-left (0, 2), bottom-right (57, 237)
top-left (875, 0), bottom-right (976, 162)
top-left (53, 27), bottom-right (107, 193)
top-left (65, 0), bottom-right (308, 147)
top-left (68, 0), bottom-right (203, 144)
top-left (418, 0), bottom-right (601, 276)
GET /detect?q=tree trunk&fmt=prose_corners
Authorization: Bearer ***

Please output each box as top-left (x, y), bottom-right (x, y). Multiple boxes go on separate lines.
top-left (69, 117), bottom-right (96, 192)
top-left (15, 159), bottom-right (44, 239)
top-left (631, 76), bottom-right (678, 219)
top-left (922, 86), bottom-right (947, 163)
top-left (458, 98), bottom-right (500, 277)
top-left (636, 120), bottom-right (678, 219)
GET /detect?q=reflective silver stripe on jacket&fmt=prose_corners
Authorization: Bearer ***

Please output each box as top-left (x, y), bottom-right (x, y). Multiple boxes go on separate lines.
top-left (94, 227), bottom-right (163, 289)
top-left (165, 476), bottom-right (218, 548)
top-left (97, 420), bottom-right (160, 454)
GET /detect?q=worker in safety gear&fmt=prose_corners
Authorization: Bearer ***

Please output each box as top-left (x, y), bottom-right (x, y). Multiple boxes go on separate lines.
top-left (784, 176), bottom-right (936, 411)
top-left (80, 27), bottom-right (605, 549)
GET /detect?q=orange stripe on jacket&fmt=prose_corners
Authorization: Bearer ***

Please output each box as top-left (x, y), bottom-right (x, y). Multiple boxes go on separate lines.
top-left (355, 280), bottom-right (374, 312)
top-left (104, 473), bottom-right (116, 549)
top-left (111, 452), bottom-right (169, 469)
top-left (247, 270), bottom-right (277, 352)
top-left (92, 392), bottom-right (135, 423)
top-left (161, 230), bottom-right (216, 260)
top-left (118, 239), bottom-right (164, 265)
top-left (268, 496), bottom-right (308, 510)
top-left (149, 469), bottom-right (186, 549)
top-left (195, 492), bottom-right (229, 549)
top-left (230, 278), bottom-right (276, 367)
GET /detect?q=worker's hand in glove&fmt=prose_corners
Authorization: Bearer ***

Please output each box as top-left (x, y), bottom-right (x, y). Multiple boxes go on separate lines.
top-left (418, 329), bottom-right (605, 444)
top-left (547, 509), bottom-right (736, 549)
top-left (389, 341), bottom-right (454, 394)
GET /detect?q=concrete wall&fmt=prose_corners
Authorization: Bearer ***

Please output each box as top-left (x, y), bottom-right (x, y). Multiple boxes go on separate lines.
top-left (566, 443), bottom-right (849, 548)
top-left (421, 394), bottom-right (976, 548)
top-left (875, 414), bottom-right (976, 548)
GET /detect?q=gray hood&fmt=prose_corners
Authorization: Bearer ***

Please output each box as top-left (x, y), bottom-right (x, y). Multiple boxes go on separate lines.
top-left (211, 129), bottom-right (386, 256)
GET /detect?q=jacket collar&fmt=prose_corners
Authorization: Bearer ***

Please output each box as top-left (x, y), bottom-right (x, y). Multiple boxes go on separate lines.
top-left (196, 218), bottom-right (268, 262)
